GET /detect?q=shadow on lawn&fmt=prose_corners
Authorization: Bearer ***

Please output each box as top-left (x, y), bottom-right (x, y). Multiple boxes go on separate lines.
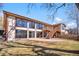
top-left (0, 41), bottom-right (79, 56)
top-left (12, 42), bottom-right (79, 55)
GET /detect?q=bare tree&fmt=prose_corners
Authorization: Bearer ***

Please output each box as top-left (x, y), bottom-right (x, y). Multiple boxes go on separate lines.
top-left (75, 4), bottom-right (79, 40)
top-left (26, 3), bottom-right (79, 23)
top-left (68, 4), bottom-right (79, 40)
top-left (27, 3), bottom-right (66, 20)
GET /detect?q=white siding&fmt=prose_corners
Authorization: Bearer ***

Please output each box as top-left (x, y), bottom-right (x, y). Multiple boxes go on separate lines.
top-left (7, 16), bottom-right (16, 41)
top-left (0, 11), bottom-right (3, 30)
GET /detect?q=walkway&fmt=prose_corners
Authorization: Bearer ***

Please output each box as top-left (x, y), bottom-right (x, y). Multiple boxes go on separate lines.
top-left (27, 38), bottom-right (65, 42)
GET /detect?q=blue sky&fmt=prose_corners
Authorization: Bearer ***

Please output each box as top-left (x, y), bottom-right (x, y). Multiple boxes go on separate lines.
top-left (1, 3), bottom-right (77, 29)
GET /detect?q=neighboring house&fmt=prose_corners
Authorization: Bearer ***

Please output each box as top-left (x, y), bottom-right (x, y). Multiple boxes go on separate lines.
top-left (0, 11), bottom-right (67, 41)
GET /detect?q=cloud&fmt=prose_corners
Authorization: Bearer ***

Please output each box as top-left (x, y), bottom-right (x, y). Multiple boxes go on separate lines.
top-left (55, 17), bottom-right (62, 22)
top-left (53, 17), bottom-right (63, 24)
top-left (66, 22), bottom-right (76, 29)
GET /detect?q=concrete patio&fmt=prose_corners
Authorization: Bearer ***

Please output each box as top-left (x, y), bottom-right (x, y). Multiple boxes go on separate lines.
top-left (15, 38), bottom-right (65, 42)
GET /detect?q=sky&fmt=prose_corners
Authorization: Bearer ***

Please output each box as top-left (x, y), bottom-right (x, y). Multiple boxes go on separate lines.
top-left (0, 3), bottom-right (77, 29)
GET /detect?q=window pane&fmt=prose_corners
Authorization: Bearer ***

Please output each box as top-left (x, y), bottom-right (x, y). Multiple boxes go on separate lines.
top-left (36, 23), bottom-right (44, 29)
top-left (16, 19), bottom-right (27, 27)
top-left (16, 30), bottom-right (27, 38)
top-left (29, 22), bottom-right (35, 28)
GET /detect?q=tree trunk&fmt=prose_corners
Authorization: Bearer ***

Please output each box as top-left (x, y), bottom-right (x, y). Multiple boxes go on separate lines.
top-left (75, 3), bottom-right (79, 40)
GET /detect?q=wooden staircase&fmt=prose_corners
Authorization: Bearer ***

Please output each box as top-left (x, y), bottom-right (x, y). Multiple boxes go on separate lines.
top-left (45, 28), bottom-right (60, 39)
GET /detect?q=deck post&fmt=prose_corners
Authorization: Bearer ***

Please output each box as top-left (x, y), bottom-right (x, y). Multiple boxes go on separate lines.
top-left (35, 23), bottom-right (37, 38)
top-left (27, 22), bottom-right (29, 38)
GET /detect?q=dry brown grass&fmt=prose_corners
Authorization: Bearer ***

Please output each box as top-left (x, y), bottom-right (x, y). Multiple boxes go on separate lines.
top-left (0, 39), bottom-right (79, 56)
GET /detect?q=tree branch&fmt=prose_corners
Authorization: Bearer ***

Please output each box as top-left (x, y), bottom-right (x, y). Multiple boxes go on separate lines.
top-left (51, 3), bottom-right (65, 20)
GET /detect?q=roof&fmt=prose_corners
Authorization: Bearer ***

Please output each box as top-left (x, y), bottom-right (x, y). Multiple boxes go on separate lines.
top-left (3, 10), bottom-right (65, 27)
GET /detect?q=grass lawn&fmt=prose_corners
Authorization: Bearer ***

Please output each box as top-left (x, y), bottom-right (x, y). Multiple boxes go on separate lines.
top-left (0, 39), bottom-right (79, 56)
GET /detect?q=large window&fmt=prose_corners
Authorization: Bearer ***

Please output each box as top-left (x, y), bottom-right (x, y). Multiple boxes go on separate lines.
top-left (29, 31), bottom-right (35, 38)
top-left (16, 30), bottom-right (27, 38)
top-left (36, 23), bottom-right (44, 29)
top-left (29, 22), bottom-right (35, 28)
top-left (16, 19), bottom-right (27, 27)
